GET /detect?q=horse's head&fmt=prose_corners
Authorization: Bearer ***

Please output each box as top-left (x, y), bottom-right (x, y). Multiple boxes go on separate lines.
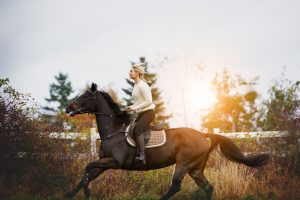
top-left (66, 83), bottom-right (98, 117)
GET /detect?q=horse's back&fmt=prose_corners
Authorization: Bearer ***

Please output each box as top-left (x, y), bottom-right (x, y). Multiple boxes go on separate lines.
top-left (131, 127), bottom-right (210, 170)
top-left (166, 127), bottom-right (208, 145)
top-left (165, 127), bottom-right (210, 158)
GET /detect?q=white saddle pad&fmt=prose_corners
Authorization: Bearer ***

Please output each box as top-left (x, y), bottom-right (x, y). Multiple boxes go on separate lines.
top-left (125, 126), bottom-right (166, 148)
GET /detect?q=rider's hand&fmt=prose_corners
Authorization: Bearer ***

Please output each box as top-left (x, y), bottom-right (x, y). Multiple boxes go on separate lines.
top-left (125, 106), bottom-right (133, 112)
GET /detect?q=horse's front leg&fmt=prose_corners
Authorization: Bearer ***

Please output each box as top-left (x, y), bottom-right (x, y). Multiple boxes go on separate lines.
top-left (64, 157), bottom-right (118, 199)
top-left (86, 157), bottom-right (119, 171)
top-left (64, 167), bottom-right (105, 199)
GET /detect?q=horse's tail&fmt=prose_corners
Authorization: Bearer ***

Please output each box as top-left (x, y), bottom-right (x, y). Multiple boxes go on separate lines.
top-left (204, 133), bottom-right (270, 167)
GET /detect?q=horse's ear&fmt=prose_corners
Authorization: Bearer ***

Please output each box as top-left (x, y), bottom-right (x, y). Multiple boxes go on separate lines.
top-left (91, 82), bottom-right (98, 92)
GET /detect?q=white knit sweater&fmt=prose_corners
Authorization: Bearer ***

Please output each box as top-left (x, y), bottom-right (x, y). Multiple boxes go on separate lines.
top-left (131, 80), bottom-right (155, 113)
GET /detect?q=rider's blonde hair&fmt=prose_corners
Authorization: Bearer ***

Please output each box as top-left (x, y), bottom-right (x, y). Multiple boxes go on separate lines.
top-left (132, 63), bottom-right (151, 84)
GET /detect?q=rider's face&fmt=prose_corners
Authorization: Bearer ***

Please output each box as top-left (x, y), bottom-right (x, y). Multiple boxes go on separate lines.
top-left (129, 68), bottom-right (138, 80)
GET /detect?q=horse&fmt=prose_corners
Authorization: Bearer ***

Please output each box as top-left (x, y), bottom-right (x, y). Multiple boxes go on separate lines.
top-left (64, 83), bottom-right (270, 200)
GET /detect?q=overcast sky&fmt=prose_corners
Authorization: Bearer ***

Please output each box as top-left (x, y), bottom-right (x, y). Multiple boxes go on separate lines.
top-left (1, 0), bottom-right (299, 128)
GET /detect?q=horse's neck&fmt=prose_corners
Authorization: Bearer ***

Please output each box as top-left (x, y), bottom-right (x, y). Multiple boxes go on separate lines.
top-left (95, 107), bottom-right (124, 139)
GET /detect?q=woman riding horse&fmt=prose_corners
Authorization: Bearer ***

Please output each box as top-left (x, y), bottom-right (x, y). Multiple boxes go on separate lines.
top-left (125, 63), bottom-right (155, 164)
top-left (64, 82), bottom-right (270, 200)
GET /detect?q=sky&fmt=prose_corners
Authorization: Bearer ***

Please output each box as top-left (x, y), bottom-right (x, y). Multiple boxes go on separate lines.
top-left (1, 0), bottom-right (300, 128)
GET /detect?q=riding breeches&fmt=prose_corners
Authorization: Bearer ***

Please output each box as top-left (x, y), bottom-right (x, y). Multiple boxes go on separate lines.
top-left (133, 109), bottom-right (155, 137)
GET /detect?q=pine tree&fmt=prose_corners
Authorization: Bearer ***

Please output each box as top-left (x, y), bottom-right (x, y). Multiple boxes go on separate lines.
top-left (122, 57), bottom-right (171, 127)
top-left (44, 72), bottom-right (74, 112)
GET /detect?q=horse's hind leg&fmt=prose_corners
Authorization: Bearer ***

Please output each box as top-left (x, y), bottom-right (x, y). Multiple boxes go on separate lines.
top-left (189, 169), bottom-right (213, 200)
top-left (160, 164), bottom-right (187, 200)
top-left (64, 168), bottom-right (105, 199)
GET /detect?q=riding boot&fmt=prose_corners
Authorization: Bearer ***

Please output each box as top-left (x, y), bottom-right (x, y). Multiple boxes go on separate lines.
top-left (135, 134), bottom-right (146, 164)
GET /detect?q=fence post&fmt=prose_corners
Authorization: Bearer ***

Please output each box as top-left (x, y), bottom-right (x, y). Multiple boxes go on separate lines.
top-left (90, 128), bottom-right (99, 158)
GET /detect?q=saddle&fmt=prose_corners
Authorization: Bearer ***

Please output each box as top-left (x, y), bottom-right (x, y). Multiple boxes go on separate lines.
top-left (125, 123), bottom-right (166, 148)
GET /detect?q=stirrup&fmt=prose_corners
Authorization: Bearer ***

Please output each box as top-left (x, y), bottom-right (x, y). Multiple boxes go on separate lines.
top-left (135, 154), bottom-right (146, 164)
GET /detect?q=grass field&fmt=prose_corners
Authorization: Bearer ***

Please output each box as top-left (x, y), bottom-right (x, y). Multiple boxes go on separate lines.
top-left (2, 153), bottom-right (300, 200)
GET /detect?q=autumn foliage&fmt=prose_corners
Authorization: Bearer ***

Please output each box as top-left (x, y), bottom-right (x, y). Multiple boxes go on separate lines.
top-left (1, 70), bottom-right (299, 199)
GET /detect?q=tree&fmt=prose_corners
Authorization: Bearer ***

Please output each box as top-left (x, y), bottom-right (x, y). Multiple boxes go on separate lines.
top-left (0, 78), bottom-right (92, 194)
top-left (258, 75), bottom-right (300, 174)
top-left (258, 78), bottom-right (300, 132)
top-left (45, 72), bottom-right (74, 112)
top-left (0, 78), bottom-right (39, 180)
top-left (122, 57), bottom-right (171, 127)
top-left (201, 69), bottom-right (259, 133)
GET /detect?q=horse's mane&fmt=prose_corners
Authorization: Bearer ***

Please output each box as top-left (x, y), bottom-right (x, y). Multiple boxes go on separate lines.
top-left (99, 91), bottom-right (130, 121)
top-left (99, 91), bottom-right (121, 113)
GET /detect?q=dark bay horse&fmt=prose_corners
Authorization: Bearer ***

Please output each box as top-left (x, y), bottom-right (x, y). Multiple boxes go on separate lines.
top-left (64, 83), bottom-right (270, 200)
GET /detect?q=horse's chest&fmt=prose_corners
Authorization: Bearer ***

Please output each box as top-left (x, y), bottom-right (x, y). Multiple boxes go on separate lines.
top-left (99, 140), bottom-right (123, 158)
top-left (99, 144), bottom-right (112, 158)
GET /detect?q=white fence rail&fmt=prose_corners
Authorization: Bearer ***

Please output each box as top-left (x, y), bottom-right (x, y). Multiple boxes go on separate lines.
top-left (49, 129), bottom-right (292, 157)
top-left (49, 128), bottom-right (99, 157)
top-left (217, 131), bottom-right (287, 139)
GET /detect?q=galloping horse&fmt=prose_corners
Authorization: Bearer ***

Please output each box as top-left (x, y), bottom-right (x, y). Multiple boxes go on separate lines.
top-left (65, 83), bottom-right (269, 200)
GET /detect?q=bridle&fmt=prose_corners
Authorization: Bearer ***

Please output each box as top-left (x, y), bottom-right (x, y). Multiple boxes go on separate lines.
top-left (69, 90), bottom-right (129, 140)
top-left (70, 90), bottom-right (123, 117)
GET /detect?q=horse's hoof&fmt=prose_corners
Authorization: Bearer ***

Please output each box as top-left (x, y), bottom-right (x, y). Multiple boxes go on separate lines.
top-left (159, 196), bottom-right (168, 200)
top-left (64, 191), bottom-right (75, 198)
top-left (84, 187), bottom-right (91, 199)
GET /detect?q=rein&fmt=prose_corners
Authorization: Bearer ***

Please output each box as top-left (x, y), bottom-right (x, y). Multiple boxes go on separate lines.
top-left (100, 124), bottom-right (128, 141)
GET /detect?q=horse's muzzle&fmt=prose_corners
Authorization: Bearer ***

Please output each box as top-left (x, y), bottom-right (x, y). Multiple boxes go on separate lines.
top-left (65, 107), bottom-right (71, 114)
top-left (69, 111), bottom-right (76, 116)
top-left (65, 106), bottom-right (77, 116)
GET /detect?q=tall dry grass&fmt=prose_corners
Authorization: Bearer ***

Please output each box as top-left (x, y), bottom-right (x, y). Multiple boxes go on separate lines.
top-left (70, 151), bottom-right (300, 200)
top-left (2, 140), bottom-right (300, 200)
top-left (204, 152), bottom-right (300, 200)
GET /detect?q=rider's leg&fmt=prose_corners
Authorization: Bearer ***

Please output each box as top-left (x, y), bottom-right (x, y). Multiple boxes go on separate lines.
top-left (134, 109), bottom-right (155, 163)
top-left (135, 133), bottom-right (146, 163)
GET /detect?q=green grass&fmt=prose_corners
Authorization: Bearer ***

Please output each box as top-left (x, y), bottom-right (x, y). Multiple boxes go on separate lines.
top-left (3, 194), bottom-right (278, 200)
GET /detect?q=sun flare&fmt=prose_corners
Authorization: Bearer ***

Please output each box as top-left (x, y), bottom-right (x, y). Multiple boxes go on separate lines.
top-left (186, 81), bottom-right (216, 112)
top-left (181, 80), bottom-right (216, 128)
